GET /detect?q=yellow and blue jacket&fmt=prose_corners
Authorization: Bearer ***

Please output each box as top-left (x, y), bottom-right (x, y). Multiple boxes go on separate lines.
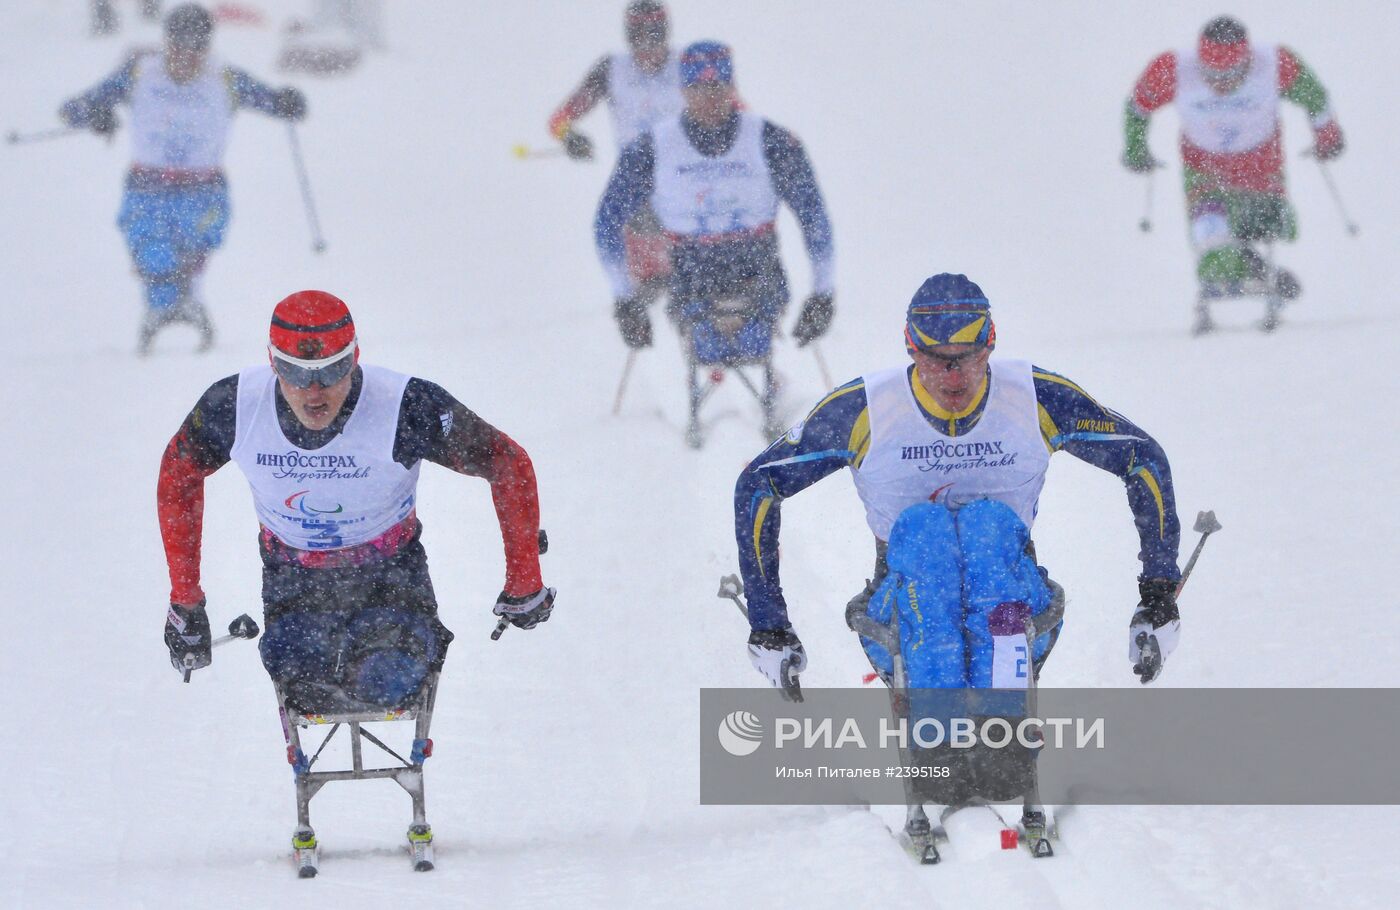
top-left (734, 364), bottom-right (1180, 630)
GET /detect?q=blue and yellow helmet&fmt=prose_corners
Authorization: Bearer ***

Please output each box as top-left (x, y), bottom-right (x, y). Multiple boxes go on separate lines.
top-left (904, 273), bottom-right (996, 352)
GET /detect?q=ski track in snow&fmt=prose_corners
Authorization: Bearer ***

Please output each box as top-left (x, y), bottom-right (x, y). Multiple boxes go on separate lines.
top-left (2, 1), bottom-right (1397, 907)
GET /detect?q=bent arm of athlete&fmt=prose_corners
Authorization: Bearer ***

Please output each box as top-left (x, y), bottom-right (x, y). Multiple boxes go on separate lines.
top-left (548, 56), bottom-right (610, 140)
top-left (733, 379), bottom-right (870, 631)
top-left (763, 122), bottom-right (834, 296)
top-left (60, 55), bottom-right (139, 126)
top-left (1032, 368), bottom-right (1181, 580)
top-left (397, 380), bottom-right (544, 596)
top-left (594, 134), bottom-right (656, 298)
top-left (157, 376), bottom-right (238, 607)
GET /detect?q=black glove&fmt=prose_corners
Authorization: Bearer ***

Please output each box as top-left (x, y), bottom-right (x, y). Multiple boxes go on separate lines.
top-left (792, 292), bottom-right (833, 347)
top-left (562, 130), bottom-right (594, 161)
top-left (747, 628), bottom-right (806, 702)
top-left (1122, 149), bottom-right (1161, 174)
top-left (89, 104), bottom-right (119, 137)
top-left (1129, 578), bottom-right (1180, 684)
top-left (493, 587), bottom-right (555, 630)
top-left (273, 87), bottom-right (308, 121)
top-left (614, 297), bottom-right (653, 348)
top-left (165, 602), bottom-right (212, 674)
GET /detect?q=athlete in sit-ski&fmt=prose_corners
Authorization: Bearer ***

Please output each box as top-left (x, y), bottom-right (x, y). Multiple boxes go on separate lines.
top-left (1123, 15), bottom-right (1345, 333)
top-left (549, 1), bottom-right (683, 301)
top-left (595, 40), bottom-right (834, 354)
top-left (157, 290), bottom-right (555, 710)
top-left (733, 274), bottom-right (1184, 700)
top-left (59, 3), bottom-right (308, 355)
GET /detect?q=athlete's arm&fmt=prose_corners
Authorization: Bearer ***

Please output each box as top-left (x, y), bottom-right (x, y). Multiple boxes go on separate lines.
top-left (1032, 368), bottom-right (1181, 580)
top-left (1123, 51), bottom-right (1177, 166)
top-left (734, 379), bottom-right (870, 630)
top-left (594, 134), bottom-right (656, 297)
top-left (396, 380), bottom-right (543, 597)
top-left (1278, 47), bottom-right (1342, 151)
top-left (548, 56), bottom-right (610, 139)
top-left (223, 66), bottom-right (286, 115)
top-left (763, 122), bottom-right (834, 295)
top-left (59, 55), bottom-right (139, 125)
top-left (157, 376), bottom-right (238, 606)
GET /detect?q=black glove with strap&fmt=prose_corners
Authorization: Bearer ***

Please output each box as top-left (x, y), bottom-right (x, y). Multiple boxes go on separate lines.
top-left (792, 292), bottom-right (833, 347)
top-left (165, 602), bottom-right (212, 675)
top-left (273, 87), bottom-right (308, 121)
top-left (493, 587), bottom-right (556, 630)
top-left (614, 296), bottom-right (653, 348)
top-left (1129, 578), bottom-right (1180, 684)
top-left (562, 129), bottom-right (594, 161)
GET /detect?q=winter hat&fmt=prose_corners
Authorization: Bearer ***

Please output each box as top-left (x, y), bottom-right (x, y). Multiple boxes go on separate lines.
top-left (165, 3), bottom-right (214, 51)
top-left (1198, 16), bottom-right (1250, 73)
top-left (269, 290), bottom-right (357, 361)
top-left (680, 41), bottom-right (734, 87)
top-left (904, 274), bottom-right (996, 351)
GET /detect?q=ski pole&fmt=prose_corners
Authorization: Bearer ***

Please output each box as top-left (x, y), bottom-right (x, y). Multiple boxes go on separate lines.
top-left (181, 613), bottom-right (260, 683)
top-left (286, 123), bottom-right (327, 254)
top-left (1138, 163), bottom-right (1161, 233)
top-left (811, 340), bottom-right (833, 389)
top-left (6, 126), bottom-right (80, 146)
top-left (1303, 150), bottom-right (1360, 236)
top-left (718, 574), bottom-right (803, 702)
top-left (1175, 509), bottom-right (1222, 599)
top-left (511, 143), bottom-right (566, 160)
top-left (612, 349), bottom-right (638, 416)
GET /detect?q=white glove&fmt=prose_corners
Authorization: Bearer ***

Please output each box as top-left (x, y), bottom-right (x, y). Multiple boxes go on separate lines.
top-left (747, 628), bottom-right (806, 702)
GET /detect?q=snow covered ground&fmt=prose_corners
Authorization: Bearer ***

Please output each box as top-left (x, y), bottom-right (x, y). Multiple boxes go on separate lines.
top-left (3, 1), bottom-right (1397, 907)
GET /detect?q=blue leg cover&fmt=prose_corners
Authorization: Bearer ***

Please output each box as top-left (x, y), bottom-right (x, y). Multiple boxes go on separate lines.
top-left (118, 185), bottom-right (230, 309)
top-left (259, 610), bottom-right (349, 683)
top-left (859, 500), bottom-right (1058, 689)
top-left (957, 499), bottom-right (1054, 687)
top-left (861, 502), bottom-right (965, 687)
top-left (342, 608), bottom-right (441, 707)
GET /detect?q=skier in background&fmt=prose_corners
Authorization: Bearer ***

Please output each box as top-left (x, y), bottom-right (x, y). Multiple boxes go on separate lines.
top-left (550, 0), bottom-right (683, 306)
top-left (59, 3), bottom-right (308, 354)
top-left (733, 273), bottom-right (1183, 700)
top-left (157, 290), bottom-right (556, 708)
top-left (1123, 15), bottom-right (1346, 333)
top-left (594, 41), bottom-right (834, 356)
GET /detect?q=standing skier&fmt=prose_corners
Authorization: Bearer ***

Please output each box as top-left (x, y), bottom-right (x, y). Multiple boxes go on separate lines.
top-left (550, 1), bottom-right (684, 304)
top-left (59, 3), bottom-right (308, 354)
top-left (594, 40), bottom-right (835, 358)
top-left (1123, 16), bottom-right (1345, 333)
top-left (733, 273), bottom-right (1183, 697)
top-left (157, 290), bottom-right (556, 708)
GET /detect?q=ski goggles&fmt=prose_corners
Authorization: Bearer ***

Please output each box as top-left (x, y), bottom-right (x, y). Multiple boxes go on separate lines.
top-left (269, 341), bottom-right (357, 389)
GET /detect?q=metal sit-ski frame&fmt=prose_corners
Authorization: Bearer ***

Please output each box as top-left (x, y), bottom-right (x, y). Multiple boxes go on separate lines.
top-left (274, 671), bottom-right (441, 878)
top-left (682, 297), bottom-right (781, 449)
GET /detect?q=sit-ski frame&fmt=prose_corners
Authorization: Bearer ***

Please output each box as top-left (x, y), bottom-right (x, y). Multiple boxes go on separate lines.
top-left (274, 671), bottom-right (440, 877)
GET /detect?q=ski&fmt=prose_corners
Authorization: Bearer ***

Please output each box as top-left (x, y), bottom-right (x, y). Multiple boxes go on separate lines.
top-left (292, 827), bottom-right (319, 878)
top-left (408, 823), bottom-right (435, 872)
top-left (896, 815), bottom-right (948, 865)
